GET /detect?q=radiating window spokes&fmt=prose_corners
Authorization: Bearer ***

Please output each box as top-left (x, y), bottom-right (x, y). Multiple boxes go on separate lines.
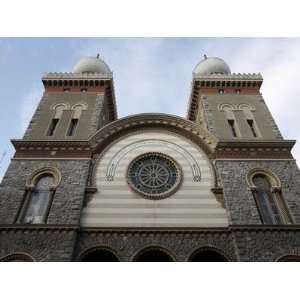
top-left (127, 153), bottom-right (182, 199)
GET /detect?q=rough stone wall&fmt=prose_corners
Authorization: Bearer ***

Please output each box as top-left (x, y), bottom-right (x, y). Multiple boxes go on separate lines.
top-left (0, 159), bottom-right (90, 224)
top-left (0, 229), bottom-right (77, 262)
top-left (75, 230), bottom-right (237, 262)
top-left (215, 160), bottom-right (300, 224)
top-left (232, 229), bottom-right (300, 261)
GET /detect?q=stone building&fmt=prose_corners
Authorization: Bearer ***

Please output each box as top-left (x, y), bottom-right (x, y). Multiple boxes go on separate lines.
top-left (1, 55), bottom-right (300, 262)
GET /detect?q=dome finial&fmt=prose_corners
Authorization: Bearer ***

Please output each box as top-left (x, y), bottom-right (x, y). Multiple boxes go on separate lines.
top-left (193, 56), bottom-right (231, 76)
top-left (73, 55), bottom-right (111, 74)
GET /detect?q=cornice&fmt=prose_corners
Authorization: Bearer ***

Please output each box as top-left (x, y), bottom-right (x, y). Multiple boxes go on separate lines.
top-left (12, 139), bottom-right (91, 148)
top-left (42, 72), bottom-right (113, 80)
top-left (187, 74), bottom-right (263, 121)
top-left (215, 139), bottom-right (295, 159)
top-left (193, 73), bottom-right (263, 81)
top-left (0, 224), bottom-right (79, 232)
top-left (12, 139), bottom-right (92, 159)
top-left (79, 225), bottom-right (300, 234)
top-left (217, 139), bottom-right (295, 148)
top-left (1, 225), bottom-right (299, 234)
top-left (42, 73), bottom-right (117, 121)
top-left (230, 224), bottom-right (300, 232)
top-left (79, 227), bottom-right (230, 234)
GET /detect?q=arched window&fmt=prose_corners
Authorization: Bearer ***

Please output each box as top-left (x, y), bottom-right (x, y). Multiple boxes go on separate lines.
top-left (239, 104), bottom-right (261, 138)
top-left (22, 175), bottom-right (54, 224)
top-left (47, 104), bottom-right (68, 136)
top-left (16, 168), bottom-right (61, 224)
top-left (252, 175), bottom-right (282, 224)
top-left (249, 171), bottom-right (292, 225)
top-left (67, 104), bottom-right (87, 136)
top-left (218, 104), bottom-right (240, 138)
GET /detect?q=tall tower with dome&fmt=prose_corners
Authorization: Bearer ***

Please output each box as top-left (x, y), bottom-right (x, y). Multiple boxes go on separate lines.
top-left (1, 54), bottom-right (300, 262)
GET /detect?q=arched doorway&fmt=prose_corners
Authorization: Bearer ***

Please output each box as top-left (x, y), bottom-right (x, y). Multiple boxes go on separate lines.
top-left (277, 255), bottom-right (300, 262)
top-left (134, 248), bottom-right (174, 262)
top-left (79, 248), bottom-right (119, 262)
top-left (188, 248), bottom-right (228, 262)
top-left (0, 253), bottom-right (34, 262)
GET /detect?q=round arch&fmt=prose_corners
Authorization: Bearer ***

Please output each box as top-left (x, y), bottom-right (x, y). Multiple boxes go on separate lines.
top-left (246, 168), bottom-right (281, 189)
top-left (0, 252), bottom-right (35, 262)
top-left (187, 246), bottom-right (230, 262)
top-left (133, 246), bottom-right (176, 262)
top-left (88, 114), bottom-right (220, 190)
top-left (77, 246), bottom-right (120, 262)
top-left (276, 254), bottom-right (300, 262)
top-left (26, 166), bottom-right (62, 189)
top-left (89, 113), bottom-right (217, 158)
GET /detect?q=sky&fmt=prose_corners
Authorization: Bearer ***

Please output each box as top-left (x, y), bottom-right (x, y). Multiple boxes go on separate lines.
top-left (1, 37), bottom-right (300, 180)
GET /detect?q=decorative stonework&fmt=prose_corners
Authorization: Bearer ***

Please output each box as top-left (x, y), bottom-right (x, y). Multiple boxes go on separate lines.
top-left (42, 72), bottom-right (117, 121)
top-left (90, 114), bottom-right (218, 156)
top-left (127, 152), bottom-right (182, 200)
top-left (215, 140), bottom-right (295, 159)
top-left (75, 228), bottom-right (237, 262)
top-left (105, 139), bottom-right (201, 182)
top-left (187, 74), bottom-right (263, 121)
top-left (218, 103), bottom-right (256, 111)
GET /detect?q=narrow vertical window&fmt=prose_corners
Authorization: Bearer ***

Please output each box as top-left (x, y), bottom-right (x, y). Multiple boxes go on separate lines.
top-left (252, 175), bottom-right (282, 224)
top-left (47, 104), bottom-right (66, 137)
top-left (241, 106), bottom-right (261, 138)
top-left (47, 118), bottom-right (59, 136)
top-left (67, 119), bottom-right (79, 136)
top-left (247, 119), bottom-right (257, 137)
top-left (22, 175), bottom-right (54, 224)
top-left (228, 119), bottom-right (237, 137)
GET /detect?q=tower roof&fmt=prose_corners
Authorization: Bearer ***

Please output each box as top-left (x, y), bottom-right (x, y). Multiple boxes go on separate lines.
top-left (193, 56), bottom-right (231, 76)
top-left (73, 56), bottom-right (111, 74)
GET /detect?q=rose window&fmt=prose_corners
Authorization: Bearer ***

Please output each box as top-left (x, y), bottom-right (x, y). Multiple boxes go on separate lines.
top-left (127, 153), bottom-right (182, 199)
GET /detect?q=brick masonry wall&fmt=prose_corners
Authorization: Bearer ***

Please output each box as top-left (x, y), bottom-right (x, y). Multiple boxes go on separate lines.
top-left (0, 159), bottom-right (90, 225)
top-left (215, 159), bottom-right (300, 224)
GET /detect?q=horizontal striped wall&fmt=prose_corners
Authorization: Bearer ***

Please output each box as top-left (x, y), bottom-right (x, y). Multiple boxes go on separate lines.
top-left (81, 130), bottom-right (228, 227)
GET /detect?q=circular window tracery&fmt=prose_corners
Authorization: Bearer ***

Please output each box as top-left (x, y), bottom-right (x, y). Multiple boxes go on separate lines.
top-left (127, 152), bottom-right (182, 199)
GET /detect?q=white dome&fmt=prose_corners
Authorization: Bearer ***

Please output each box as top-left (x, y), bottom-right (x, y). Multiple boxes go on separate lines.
top-left (73, 56), bottom-right (111, 74)
top-left (193, 56), bottom-right (231, 76)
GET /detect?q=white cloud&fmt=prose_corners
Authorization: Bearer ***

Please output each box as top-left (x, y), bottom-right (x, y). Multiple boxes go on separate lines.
top-left (20, 86), bottom-right (43, 135)
top-left (226, 39), bottom-right (300, 164)
top-left (69, 38), bottom-right (300, 165)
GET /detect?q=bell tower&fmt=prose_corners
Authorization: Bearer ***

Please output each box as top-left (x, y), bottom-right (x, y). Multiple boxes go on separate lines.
top-left (0, 55), bottom-right (117, 261)
top-left (187, 55), bottom-right (282, 140)
top-left (24, 55), bottom-right (117, 141)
